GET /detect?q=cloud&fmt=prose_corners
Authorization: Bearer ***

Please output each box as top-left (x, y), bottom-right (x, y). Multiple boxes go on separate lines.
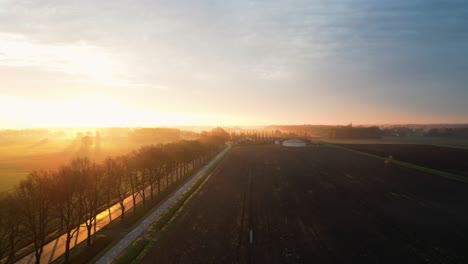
top-left (0, 32), bottom-right (129, 85)
top-left (1, 0), bottom-right (468, 125)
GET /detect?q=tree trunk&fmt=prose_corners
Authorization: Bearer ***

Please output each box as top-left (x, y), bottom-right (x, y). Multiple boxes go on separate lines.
top-left (157, 179), bottom-right (161, 195)
top-left (34, 248), bottom-right (41, 264)
top-left (94, 217), bottom-right (97, 235)
top-left (132, 193), bottom-right (137, 213)
top-left (87, 223), bottom-right (92, 246)
top-left (119, 201), bottom-right (125, 221)
top-left (7, 232), bottom-right (16, 264)
top-left (65, 232), bottom-right (71, 264)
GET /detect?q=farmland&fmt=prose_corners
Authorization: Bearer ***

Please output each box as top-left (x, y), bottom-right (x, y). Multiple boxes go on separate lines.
top-left (143, 145), bottom-right (468, 263)
top-left (0, 128), bottom-right (191, 192)
top-left (336, 144), bottom-right (468, 177)
top-left (322, 136), bottom-right (468, 149)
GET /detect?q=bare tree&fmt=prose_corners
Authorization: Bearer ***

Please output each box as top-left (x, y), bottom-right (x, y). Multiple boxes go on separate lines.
top-left (75, 159), bottom-right (106, 246)
top-left (146, 145), bottom-right (168, 197)
top-left (0, 193), bottom-right (21, 264)
top-left (105, 156), bottom-right (130, 221)
top-left (124, 153), bottom-right (140, 213)
top-left (135, 146), bottom-right (151, 204)
top-left (53, 164), bottom-right (84, 264)
top-left (16, 171), bottom-right (54, 264)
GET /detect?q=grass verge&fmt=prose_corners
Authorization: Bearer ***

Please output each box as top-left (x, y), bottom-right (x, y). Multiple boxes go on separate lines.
top-left (51, 235), bottom-right (113, 264)
top-left (113, 148), bottom-right (231, 264)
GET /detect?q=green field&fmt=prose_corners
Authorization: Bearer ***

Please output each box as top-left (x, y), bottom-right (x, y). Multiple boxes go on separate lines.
top-left (0, 170), bottom-right (29, 192)
top-left (0, 128), bottom-right (187, 193)
top-left (0, 138), bottom-right (69, 192)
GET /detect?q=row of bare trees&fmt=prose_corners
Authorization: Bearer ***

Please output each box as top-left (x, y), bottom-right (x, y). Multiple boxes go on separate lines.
top-left (0, 129), bottom-right (229, 264)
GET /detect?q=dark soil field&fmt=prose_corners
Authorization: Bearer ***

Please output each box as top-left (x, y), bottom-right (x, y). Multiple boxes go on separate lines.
top-left (144, 146), bottom-right (468, 264)
top-left (337, 144), bottom-right (468, 177)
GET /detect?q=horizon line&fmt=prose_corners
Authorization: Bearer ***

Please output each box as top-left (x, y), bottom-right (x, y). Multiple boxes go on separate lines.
top-left (1, 122), bottom-right (468, 130)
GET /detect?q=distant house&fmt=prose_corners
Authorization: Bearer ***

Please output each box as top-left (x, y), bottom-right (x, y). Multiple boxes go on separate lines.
top-left (282, 139), bottom-right (307, 147)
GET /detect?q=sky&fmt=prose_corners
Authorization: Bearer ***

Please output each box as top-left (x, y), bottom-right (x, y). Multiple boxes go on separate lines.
top-left (1, 0), bottom-right (467, 128)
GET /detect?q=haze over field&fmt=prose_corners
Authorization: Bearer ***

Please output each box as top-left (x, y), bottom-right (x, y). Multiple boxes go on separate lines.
top-left (1, 0), bottom-right (468, 127)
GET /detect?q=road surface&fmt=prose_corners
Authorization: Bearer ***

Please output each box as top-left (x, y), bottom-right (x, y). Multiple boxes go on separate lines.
top-left (95, 145), bottom-right (231, 264)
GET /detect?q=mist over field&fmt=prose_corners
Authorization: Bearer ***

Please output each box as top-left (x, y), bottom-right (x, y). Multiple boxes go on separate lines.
top-left (0, 128), bottom-right (198, 191)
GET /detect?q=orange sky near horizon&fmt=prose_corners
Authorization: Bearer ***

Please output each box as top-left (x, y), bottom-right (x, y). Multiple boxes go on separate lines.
top-left (0, 94), bottom-right (465, 129)
top-left (1, 1), bottom-right (468, 128)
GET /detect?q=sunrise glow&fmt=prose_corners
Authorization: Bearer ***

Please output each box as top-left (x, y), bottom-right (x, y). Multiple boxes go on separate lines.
top-left (1, 0), bottom-right (467, 127)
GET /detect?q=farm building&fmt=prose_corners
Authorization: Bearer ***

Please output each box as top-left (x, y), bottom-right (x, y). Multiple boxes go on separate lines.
top-left (282, 139), bottom-right (307, 147)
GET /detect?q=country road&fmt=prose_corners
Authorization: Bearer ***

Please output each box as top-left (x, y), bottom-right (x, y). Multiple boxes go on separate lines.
top-left (16, 146), bottom-right (229, 264)
top-left (95, 145), bottom-right (230, 264)
top-left (18, 176), bottom-right (162, 264)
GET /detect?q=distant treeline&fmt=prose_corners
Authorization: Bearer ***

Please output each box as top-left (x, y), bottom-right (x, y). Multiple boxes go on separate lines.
top-left (382, 126), bottom-right (468, 138)
top-left (266, 125), bottom-right (382, 139)
top-left (0, 127), bottom-right (198, 146)
top-left (0, 128), bottom-right (229, 264)
top-left (328, 126), bottom-right (381, 139)
top-left (0, 129), bottom-right (57, 144)
top-left (267, 124), bottom-right (468, 139)
top-left (226, 128), bottom-right (316, 145)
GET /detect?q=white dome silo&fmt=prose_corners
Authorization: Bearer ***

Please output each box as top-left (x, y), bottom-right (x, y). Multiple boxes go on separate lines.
top-left (282, 139), bottom-right (307, 147)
